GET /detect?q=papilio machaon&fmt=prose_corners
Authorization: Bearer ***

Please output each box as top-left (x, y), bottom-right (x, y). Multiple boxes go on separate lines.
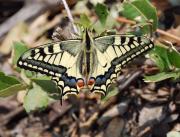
top-left (17, 30), bottom-right (154, 97)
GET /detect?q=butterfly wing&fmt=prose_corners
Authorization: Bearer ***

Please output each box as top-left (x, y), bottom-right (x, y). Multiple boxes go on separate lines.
top-left (92, 35), bottom-right (154, 95)
top-left (17, 39), bottom-right (83, 95)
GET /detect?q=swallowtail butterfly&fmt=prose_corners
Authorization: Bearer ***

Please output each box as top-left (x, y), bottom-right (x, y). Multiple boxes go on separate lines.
top-left (17, 30), bottom-right (154, 98)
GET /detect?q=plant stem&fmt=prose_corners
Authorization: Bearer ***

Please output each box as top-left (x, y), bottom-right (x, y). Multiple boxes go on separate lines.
top-left (61, 0), bottom-right (78, 34)
top-left (116, 16), bottom-right (180, 44)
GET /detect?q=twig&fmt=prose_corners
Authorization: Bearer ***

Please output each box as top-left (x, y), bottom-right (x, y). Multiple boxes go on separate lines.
top-left (0, 3), bottom-right (45, 40)
top-left (118, 70), bottom-right (143, 91)
top-left (0, 0), bottom-right (76, 40)
top-left (61, 0), bottom-right (78, 34)
top-left (47, 104), bottom-right (72, 129)
top-left (98, 99), bottom-right (130, 125)
top-left (116, 16), bottom-right (180, 44)
top-left (116, 16), bottom-right (136, 25)
top-left (0, 0), bottom-right (59, 40)
top-left (80, 112), bottom-right (98, 128)
top-left (156, 29), bottom-right (180, 44)
top-left (0, 106), bottom-right (25, 126)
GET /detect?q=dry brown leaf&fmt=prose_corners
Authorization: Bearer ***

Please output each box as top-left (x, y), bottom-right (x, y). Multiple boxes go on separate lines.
top-left (23, 12), bottom-right (62, 47)
top-left (0, 22), bottom-right (28, 54)
top-left (104, 117), bottom-right (124, 137)
top-left (139, 105), bottom-right (163, 126)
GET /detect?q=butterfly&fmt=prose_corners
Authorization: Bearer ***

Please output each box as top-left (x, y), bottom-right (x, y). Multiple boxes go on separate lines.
top-left (17, 29), bottom-right (154, 98)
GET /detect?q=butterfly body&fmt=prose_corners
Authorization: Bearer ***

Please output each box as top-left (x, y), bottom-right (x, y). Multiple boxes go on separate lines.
top-left (17, 29), bottom-right (154, 97)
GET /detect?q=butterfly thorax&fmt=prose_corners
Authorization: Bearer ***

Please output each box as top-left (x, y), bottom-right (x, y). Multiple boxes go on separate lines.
top-left (76, 30), bottom-right (96, 90)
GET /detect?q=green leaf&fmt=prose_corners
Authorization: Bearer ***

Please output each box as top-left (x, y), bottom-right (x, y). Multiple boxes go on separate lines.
top-left (149, 45), bottom-right (172, 71)
top-left (12, 41), bottom-right (28, 67)
top-left (95, 3), bottom-right (109, 26)
top-left (168, 47), bottom-right (180, 68)
top-left (93, 15), bottom-right (116, 34)
top-left (31, 77), bottom-right (60, 100)
top-left (0, 71), bottom-right (27, 97)
top-left (122, 0), bottom-right (158, 33)
top-left (144, 71), bottom-right (180, 82)
top-left (24, 83), bottom-right (49, 113)
top-left (167, 131), bottom-right (180, 137)
top-left (102, 85), bottom-right (118, 102)
top-left (79, 14), bottom-right (92, 28)
top-left (0, 84), bottom-right (27, 97)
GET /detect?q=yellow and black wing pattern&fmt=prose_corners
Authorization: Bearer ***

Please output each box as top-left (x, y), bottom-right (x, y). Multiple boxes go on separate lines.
top-left (17, 40), bottom-right (83, 96)
top-left (91, 35), bottom-right (154, 95)
top-left (17, 34), bottom-right (154, 97)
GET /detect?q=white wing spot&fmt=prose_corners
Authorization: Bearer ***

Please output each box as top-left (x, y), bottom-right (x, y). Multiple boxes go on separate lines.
top-left (58, 81), bottom-right (64, 87)
top-left (28, 57), bottom-right (32, 59)
top-left (140, 42), bottom-right (145, 45)
top-left (106, 79), bottom-right (111, 85)
top-left (44, 69), bottom-right (48, 73)
top-left (19, 61), bottom-right (23, 65)
top-left (101, 85), bottom-right (106, 91)
top-left (122, 60), bottom-right (126, 65)
top-left (28, 64), bottom-right (33, 68)
top-left (110, 73), bottom-right (116, 80)
top-left (145, 46), bottom-right (149, 50)
top-left (136, 51), bottom-right (141, 55)
top-left (55, 73), bottom-right (61, 77)
top-left (141, 48), bottom-right (145, 52)
top-left (64, 86), bottom-right (70, 92)
top-left (38, 67), bottom-right (43, 71)
top-left (131, 54), bottom-right (136, 58)
top-left (49, 71), bottom-right (54, 75)
top-left (127, 57), bottom-right (131, 61)
top-left (149, 44), bottom-right (153, 48)
top-left (33, 66), bottom-right (37, 69)
top-left (23, 62), bottom-right (28, 66)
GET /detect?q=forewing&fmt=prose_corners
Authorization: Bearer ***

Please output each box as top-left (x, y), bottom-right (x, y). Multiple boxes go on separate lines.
top-left (93, 35), bottom-right (154, 95)
top-left (17, 39), bottom-right (82, 77)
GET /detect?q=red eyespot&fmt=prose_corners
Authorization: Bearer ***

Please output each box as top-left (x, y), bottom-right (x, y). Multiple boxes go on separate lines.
top-left (88, 78), bottom-right (95, 86)
top-left (77, 79), bottom-right (85, 88)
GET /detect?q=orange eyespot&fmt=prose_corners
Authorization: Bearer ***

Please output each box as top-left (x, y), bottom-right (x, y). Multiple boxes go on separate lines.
top-left (88, 78), bottom-right (95, 86)
top-left (77, 79), bottom-right (85, 88)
